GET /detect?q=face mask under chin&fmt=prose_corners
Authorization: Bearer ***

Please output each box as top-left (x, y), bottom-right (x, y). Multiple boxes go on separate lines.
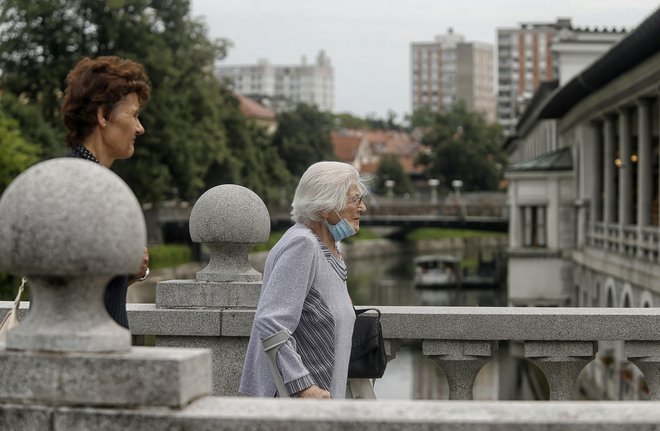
top-left (324, 211), bottom-right (357, 242)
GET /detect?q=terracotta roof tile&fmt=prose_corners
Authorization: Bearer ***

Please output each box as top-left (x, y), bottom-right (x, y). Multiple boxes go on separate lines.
top-left (331, 132), bottom-right (362, 162)
top-left (235, 93), bottom-right (275, 120)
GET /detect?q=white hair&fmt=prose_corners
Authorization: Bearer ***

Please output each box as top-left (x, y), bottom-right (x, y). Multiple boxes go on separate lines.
top-left (291, 161), bottom-right (369, 224)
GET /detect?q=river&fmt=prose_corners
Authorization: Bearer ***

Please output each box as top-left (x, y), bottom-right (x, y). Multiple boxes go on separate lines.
top-left (343, 237), bottom-right (509, 400)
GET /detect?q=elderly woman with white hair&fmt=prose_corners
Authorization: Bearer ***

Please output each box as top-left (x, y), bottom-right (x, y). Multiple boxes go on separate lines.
top-left (240, 161), bottom-right (368, 399)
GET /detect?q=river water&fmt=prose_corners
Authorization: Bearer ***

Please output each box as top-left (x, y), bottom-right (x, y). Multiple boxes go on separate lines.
top-left (345, 240), bottom-right (508, 400)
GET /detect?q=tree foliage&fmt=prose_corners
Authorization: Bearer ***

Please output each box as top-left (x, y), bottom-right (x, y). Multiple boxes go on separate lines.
top-left (374, 154), bottom-right (413, 195)
top-left (333, 112), bottom-right (370, 130)
top-left (0, 106), bottom-right (41, 192)
top-left (272, 103), bottom-right (335, 177)
top-left (0, 92), bottom-right (62, 159)
top-left (0, 0), bottom-right (291, 204)
top-left (411, 104), bottom-right (506, 192)
top-left (334, 110), bottom-right (403, 131)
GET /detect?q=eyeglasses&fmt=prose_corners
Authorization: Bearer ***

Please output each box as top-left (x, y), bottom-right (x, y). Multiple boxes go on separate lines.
top-left (348, 194), bottom-right (363, 206)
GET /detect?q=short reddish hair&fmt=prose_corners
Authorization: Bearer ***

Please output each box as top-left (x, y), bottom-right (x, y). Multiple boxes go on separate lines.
top-left (61, 56), bottom-right (151, 147)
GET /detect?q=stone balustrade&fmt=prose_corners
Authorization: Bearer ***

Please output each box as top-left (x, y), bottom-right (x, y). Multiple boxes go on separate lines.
top-left (116, 304), bottom-right (660, 400)
top-left (590, 222), bottom-right (660, 262)
top-left (4, 159), bottom-right (660, 430)
top-left (6, 302), bottom-right (660, 401)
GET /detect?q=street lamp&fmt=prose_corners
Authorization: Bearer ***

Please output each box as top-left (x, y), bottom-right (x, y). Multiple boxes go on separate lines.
top-left (428, 178), bottom-right (440, 204)
top-left (385, 180), bottom-right (395, 199)
top-left (451, 179), bottom-right (464, 217)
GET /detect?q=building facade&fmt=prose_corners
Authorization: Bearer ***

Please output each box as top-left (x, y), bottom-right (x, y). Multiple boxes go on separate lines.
top-left (217, 50), bottom-right (334, 112)
top-left (497, 18), bottom-right (626, 135)
top-left (505, 7), bottom-right (660, 308)
top-left (331, 129), bottom-right (427, 177)
top-left (411, 29), bottom-right (495, 122)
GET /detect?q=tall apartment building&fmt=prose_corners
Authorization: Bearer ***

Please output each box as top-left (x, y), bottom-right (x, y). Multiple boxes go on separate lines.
top-left (217, 50), bottom-right (334, 112)
top-left (497, 18), bottom-right (626, 134)
top-left (411, 29), bottom-right (495, 122)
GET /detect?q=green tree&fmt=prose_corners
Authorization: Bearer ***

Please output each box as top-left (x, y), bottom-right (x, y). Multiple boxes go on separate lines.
top-left (203, 91), bottom-right (292, 203)
top-left (272, 103), bottom-right (335, 177)
top-left (375, 154), bottom-right (413, 195)
top-left (333, 112), bottom-right (370, 130)
top-left (0, 0), bottom-right (290, 204)
top-left (0, 108), bottom-right (41, 193)
top-left (407, 106), bottom-right (437, 129)
top-left (334, 110), bottom-right (403, 131)
top-left (0, 92), bottom-right (63, 160)
top-left (413, 103), bottom-right (506, 191)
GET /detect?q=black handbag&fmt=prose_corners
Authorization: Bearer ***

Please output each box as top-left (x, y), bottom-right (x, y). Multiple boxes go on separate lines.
top-left (348, 308), bottom-right (387, 379)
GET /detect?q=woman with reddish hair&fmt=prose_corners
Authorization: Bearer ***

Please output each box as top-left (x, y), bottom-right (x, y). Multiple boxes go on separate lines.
top-left (62, 56), bottom-right (151, 329)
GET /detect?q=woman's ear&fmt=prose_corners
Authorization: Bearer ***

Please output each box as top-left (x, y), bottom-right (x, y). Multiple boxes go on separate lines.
top-left (96, 106), bottom-right (107, 128)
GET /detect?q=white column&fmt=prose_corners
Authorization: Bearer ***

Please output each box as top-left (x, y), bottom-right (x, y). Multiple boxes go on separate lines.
top-left (651, 95), bottom-right (660, 230)
top-left (637, 98), bottom-right (652, 227)
top-left (508, 180), bottom-right (521, 248)
top-left (592, 121), bottom-right (603, 225)
top-left (603, 116), bottom-right (616, 224)
top-left (618, 108), bottom-right (633, 226)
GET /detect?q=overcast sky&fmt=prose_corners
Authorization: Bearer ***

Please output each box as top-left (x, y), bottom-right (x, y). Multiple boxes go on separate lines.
top-left (190, 1), bottom-right (659, 120)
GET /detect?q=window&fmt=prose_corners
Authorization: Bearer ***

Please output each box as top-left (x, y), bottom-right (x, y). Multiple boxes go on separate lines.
top-left (521, 205), bottom-right (546, 247)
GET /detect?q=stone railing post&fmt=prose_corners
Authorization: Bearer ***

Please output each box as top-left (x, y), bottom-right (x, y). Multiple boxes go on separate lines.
top-left (626, 341), bottom-right (660, 400)
top-left (0, 159), bottom-right (211, 415)
top-left (524, 341), bottom-right (596, 400)
top-left (152, 184), bottom-right (270, 396)
top-left (424, 340), bottom-right (497, 400)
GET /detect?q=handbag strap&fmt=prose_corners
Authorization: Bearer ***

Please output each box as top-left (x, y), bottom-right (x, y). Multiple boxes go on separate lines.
top-left (354, 307), bottom-right (381, 318)
top-left (13, 277), bottom-right (26, 307)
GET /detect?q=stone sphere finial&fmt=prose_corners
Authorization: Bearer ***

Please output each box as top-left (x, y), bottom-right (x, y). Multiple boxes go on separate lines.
top-left (0, 159), bottom-right (146, 275)
top-left (0, 158), bottom-right (146, 352)
top-left (189, 184), bottom-right (270, 282)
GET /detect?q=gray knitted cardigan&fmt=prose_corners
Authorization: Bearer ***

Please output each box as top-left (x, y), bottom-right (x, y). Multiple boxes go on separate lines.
top-left (240, 223), bottom-right (355, 398)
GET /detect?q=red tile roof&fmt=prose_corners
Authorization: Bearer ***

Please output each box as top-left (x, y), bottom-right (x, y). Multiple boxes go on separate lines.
top-left (331, 132), bottom-right (362, 162)
top-left (331, 129), bottom-right (427, 174)
top-left (235, 93), bottom-right (275, 121)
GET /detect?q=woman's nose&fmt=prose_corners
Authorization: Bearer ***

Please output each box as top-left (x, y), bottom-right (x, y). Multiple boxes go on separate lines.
top-left (136, 119), bottom-right (145, 135)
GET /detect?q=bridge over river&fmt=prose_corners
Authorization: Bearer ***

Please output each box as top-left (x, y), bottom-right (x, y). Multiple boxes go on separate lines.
top-left (147, 191), bottom-right (509, 243)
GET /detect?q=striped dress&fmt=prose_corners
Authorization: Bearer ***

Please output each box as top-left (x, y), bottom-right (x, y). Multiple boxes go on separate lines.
top-left (240, 223), bottom-right (355, 398)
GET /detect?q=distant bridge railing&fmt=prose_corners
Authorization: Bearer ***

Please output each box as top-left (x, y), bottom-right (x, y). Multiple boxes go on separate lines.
top-left (146, 192), bottom-right (509, 242)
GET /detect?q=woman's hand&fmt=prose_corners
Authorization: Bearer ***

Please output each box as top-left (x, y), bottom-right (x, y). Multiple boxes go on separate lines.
top-left (296, 385), bottom-right (331, 399)
top-left (128, 247), bottom-right (149, 285)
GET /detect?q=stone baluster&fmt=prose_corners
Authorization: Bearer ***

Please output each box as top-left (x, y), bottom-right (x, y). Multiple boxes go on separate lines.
top-left (385, 339), bottom-right (402, 363)
top-left (626, 341), bottom-right (660, 400)
top-left (424, 340), bottom-right (497, 400)
top-left (524, 340), bottom-right (596, 400)
top-left (0, 159), bottom-right (211, 412)
top-left (151, 184), bottom-right (270, 396)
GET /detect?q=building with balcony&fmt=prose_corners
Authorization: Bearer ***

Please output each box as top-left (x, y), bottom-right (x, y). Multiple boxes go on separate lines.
top-left (217, 50), bottom-right (334, 112)
top-left (505, 7), bottom-right (660, 308)
top-left (497, 18), bottom-right (626, 135)
top-left (411, 29), bottom-right (495, 122)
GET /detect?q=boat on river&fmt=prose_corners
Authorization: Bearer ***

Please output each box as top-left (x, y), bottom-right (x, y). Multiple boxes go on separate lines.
top-left (413, 255), bottom-right (461, 288)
